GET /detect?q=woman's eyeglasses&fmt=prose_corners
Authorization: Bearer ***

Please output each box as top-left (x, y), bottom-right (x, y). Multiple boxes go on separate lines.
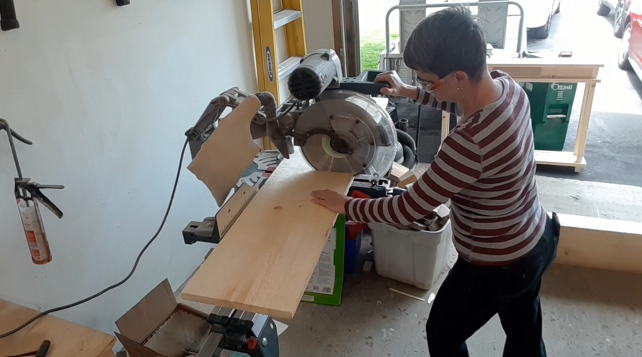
top-left (416, 73), bottom-right (453, 93)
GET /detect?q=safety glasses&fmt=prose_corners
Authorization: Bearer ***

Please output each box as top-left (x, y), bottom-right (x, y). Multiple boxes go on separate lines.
top-left (415, 72), bottom-right (453, 93)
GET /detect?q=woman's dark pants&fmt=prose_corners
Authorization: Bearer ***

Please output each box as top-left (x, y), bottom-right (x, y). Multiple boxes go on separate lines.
top-left (426, 212), bottom-right (561, 357)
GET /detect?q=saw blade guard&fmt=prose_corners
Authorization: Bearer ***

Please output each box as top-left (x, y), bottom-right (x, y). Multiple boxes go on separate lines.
top-left (294, 90), bottom-right (397, 177)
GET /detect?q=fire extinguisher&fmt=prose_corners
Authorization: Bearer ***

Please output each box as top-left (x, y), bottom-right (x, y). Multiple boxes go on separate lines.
top-left (1, 119), bottom-right (64, 265)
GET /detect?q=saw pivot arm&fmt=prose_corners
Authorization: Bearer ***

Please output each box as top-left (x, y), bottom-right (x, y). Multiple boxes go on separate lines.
top-left (184, 88), bottom-right (296, 160)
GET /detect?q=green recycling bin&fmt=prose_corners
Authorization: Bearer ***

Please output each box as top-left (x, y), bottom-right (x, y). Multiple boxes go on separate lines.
top-left (522, 82), bottom-right (577, 151)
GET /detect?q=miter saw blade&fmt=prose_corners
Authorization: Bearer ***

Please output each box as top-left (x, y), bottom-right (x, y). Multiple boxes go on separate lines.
top-left (301, 132), bottom-right (370, 174)
top-left (295, 90), bottom-right (397, 177)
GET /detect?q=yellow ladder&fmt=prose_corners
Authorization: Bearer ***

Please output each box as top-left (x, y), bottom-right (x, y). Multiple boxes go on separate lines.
top-left (250, 0), bottom-right (307, 148)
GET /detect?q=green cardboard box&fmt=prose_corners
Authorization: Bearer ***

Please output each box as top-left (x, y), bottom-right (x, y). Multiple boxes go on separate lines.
top-left (301, 215), bottom-right (346, 306)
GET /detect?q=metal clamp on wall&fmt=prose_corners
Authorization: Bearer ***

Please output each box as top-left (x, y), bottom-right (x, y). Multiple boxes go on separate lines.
top-left (0, 0), bottom-right (19, 31)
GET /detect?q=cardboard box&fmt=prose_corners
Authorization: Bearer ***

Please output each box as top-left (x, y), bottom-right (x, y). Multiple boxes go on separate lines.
top-left (300, 215), bottom-right (346, 306)
top-left (115, 279), bottom-right (211, 357)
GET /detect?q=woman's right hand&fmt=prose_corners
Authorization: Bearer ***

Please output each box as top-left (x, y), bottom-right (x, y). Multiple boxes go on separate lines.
top-left (374, 71), bottom-right (418, 99)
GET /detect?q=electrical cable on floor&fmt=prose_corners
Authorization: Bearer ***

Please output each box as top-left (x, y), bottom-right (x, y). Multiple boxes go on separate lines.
top-left (0, 138), bottom-right (189, 341)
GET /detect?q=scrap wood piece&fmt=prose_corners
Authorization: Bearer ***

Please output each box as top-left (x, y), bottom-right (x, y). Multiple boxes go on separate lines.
top-left (389, 288), bottom-right (426, 302)
top-left (397, 171), bottom-right (418, 189)
top-left (181, 150), bottom-right (354, 320)
top-left (389, 162), bottom-right (414, 183)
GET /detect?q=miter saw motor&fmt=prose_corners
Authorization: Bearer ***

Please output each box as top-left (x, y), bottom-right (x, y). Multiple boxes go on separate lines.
top-left (185, 48), bottom-right (405, 181)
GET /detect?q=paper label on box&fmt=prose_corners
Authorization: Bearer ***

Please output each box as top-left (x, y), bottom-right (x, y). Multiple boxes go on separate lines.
top-left (305, 228), bottom-right (336, 296)
top-left (323, 228), bottom-right (336, 254)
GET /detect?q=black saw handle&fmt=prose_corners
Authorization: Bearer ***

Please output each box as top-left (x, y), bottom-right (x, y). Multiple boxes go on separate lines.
top-left (339, 70), bottom-right (390, 96)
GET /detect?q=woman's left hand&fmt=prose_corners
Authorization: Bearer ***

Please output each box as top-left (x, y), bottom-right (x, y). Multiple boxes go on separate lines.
top-left (311, 189), bottom-right (350, 214)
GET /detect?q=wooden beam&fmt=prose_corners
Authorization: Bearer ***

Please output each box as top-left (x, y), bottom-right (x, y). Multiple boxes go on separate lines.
top-left (332, 0), bottom-right (343, 67)
top-left (181, 150), bottom-right (354, 320)
top-left (332, 0), bottom-right (361, 76)
top-left (344, 0), bottom-right (361, 76)
top-left (554, 213), bottom-right (642, 274)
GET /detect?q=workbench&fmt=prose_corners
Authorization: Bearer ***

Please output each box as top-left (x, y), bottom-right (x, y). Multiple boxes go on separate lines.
top-left (440, 56), bottom-right (603, 173)
top-left (0, 299), bottom-right (116, 357)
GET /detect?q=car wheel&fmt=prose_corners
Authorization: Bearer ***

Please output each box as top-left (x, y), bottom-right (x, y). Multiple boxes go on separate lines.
top-left (618, 22), bottom-right (632, 70)
top-left (531, 13), bottom-right (552, 39)
top-left (614, 0), bottom-right (626, 38)
top-left (597, 0), bottom-right (610, 15)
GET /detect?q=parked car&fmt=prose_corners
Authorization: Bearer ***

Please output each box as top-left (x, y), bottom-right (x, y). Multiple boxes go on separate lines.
top-left (598, 0), bottom-right (632, 37)
top-left (515, 0), bottom-right (562, 39)
top-left (616, 0), bottom-right (642, 82)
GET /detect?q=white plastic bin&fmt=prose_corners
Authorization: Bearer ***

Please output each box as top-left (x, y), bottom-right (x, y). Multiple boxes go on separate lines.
top-left (369, 219), bottom-right (452, 290)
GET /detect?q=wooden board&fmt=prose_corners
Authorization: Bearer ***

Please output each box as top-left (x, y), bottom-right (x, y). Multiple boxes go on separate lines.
top-left (181, 150), bottom-right (354, 320)
top-left (554, 213), bottom-right (642, 274)
top-left (0, 299), bottom-right (116, 357)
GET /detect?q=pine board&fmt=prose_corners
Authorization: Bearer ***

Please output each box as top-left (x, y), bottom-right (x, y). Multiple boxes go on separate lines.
top-left (181, 150), bottom-right (354, 320)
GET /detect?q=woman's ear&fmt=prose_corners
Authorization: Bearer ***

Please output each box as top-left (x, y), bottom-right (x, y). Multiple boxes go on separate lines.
top-left (454, 71), bottom-right (469, 84)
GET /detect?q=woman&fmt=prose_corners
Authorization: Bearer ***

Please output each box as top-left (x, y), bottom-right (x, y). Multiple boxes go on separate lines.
top-left (311, 5), bottom-right (560, 357)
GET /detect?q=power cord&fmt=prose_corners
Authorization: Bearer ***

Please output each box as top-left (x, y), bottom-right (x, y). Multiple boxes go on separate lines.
top-left (0, 138), bottom-right (189, 340)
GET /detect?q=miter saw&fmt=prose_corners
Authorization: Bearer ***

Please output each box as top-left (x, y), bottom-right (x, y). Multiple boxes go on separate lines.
top-left (181, 49), bottom-right (407, 357)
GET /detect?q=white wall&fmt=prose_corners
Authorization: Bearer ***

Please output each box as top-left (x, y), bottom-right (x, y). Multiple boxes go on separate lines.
top-left (0, 0), bottom-right (256, 346)
top-left (301, 0), bottom-right (335, 51)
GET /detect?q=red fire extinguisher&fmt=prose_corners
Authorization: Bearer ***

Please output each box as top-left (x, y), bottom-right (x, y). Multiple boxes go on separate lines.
top-left (2, 119), bottom-right (64, 265)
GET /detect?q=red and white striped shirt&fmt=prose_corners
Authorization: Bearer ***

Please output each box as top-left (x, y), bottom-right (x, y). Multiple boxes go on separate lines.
top-left (346, 70), bottom-right (546, 265)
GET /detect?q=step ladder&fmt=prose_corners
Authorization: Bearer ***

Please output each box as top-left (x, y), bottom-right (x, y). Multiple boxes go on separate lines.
top-left (250, 0), bottom-right (308, 148)
top-left (250, 0), bottom-right (307, 149)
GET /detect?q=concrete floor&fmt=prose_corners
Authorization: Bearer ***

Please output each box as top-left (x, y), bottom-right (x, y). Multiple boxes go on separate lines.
top-left (278, 254), bottom-right (642, 357)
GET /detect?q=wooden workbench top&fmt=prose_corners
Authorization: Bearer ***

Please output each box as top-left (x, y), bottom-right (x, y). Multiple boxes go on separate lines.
top-left (0, 299), bottom-right (116, 357)
top-left (488, 56), bottom-right (605, 67)
top-left (487, 50), bottom-right (604, 83)
top-left (486, 52), bottom-right (604, 81)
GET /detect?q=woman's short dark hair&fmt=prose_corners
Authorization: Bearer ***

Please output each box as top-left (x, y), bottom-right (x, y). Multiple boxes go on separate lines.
top-left (403, 5), bottom-right (487, 83)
